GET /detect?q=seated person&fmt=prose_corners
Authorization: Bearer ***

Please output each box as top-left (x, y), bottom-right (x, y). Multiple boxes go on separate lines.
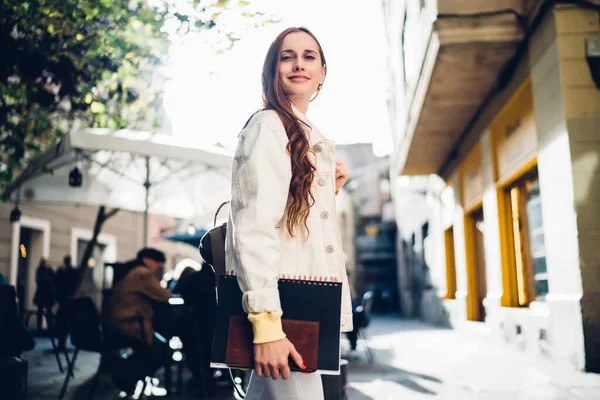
top-left (170, 266), bottom-right (197, 295)
top-left (172, 262), bottom-right (218, 394)
top-left (108, 248), bottom-right (171, 393)
top-left (0, 285), bottom-right (35, 357)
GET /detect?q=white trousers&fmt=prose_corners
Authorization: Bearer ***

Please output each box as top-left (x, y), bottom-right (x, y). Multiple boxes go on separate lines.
top-left (245, 372), bottom-right (324, 400)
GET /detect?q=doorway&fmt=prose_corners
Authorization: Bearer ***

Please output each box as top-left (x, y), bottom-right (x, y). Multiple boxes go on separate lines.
top-left (76, 239), bottom-right (107, 308)
top-left (465, 207), bottom-right (487, 322)
top-left (410, 233), bottom-right (422, 317)
top-left (16, 227), bottom-right (32, 316)
top-left (11, 216), bottom-right (50, 328)
top-left (71, 227), bottom-right (117, 310)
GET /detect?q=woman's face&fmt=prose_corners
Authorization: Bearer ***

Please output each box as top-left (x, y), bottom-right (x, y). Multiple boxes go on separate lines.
top-left (278, 31), bottom-right (326, 102)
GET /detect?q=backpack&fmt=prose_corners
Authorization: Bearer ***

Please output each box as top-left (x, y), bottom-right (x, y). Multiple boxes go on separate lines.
top-left (198, 201), bottom-right (229, 287)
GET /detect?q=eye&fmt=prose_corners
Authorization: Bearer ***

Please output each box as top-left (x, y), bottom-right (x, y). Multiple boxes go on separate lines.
top-left (280, 55), bottom-right (293, 61)
top-left (305, 55), bottom-right (316, 60)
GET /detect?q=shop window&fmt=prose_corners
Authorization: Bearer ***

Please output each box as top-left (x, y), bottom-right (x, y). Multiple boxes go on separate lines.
top-left (505, 170), bottom-right (548, 305)
top-left (444, 227), bottom-right (457, 299)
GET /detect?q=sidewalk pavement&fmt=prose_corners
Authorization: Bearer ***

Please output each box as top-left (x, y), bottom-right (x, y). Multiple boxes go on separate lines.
top-left (23, 314), bottom-right (600, 399)
top-left (346, 314), bottom-right (600, 399)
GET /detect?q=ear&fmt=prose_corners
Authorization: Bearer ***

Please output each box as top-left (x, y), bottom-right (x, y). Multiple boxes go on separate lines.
top-left (320, 64), bottom-right (327, 84)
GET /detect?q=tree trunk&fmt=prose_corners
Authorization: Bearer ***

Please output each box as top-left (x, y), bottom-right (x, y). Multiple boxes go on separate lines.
top-left (75, 205), bottom-right (119, 293)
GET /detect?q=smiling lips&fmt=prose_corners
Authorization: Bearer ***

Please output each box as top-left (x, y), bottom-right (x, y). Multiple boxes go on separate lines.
top-left (288, 75), bottom-right (310, 82)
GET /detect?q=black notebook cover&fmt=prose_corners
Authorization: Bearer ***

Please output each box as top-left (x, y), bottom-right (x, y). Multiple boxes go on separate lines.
top-left (211, 274), bottom-right (343, 374)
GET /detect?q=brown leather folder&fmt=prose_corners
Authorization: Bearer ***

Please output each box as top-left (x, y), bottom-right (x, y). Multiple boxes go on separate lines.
top-left (224, 314), bottom-right (320, 372)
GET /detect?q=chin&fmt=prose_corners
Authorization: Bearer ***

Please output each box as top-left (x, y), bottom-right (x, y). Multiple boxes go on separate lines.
top-left (284, 89), bottom-right (316, 98)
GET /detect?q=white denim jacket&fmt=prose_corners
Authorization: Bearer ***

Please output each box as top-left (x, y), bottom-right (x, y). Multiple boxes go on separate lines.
top-left (225, 109), bottom-right (353, 333)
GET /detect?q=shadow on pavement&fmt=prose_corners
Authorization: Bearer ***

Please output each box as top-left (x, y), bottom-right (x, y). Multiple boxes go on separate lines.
top-left (348, 361), bottom-right (441, 395)
top-left (348, 385), bottom-right (375, 400)
top-left (343, 338), bottom-right (442, 400)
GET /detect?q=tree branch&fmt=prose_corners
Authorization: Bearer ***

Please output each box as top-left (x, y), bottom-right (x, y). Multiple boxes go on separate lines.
top-left (75, 205), bottom-right (120, 294)
top-left (105, 207), bottom-right (120, 219)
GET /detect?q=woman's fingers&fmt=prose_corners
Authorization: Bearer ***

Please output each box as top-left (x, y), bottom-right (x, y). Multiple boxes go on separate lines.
top-left (262, 364), bottom-right (271, 379)
top-left (270, 364), bottom-right (280, 380)
top-left (253, 338), bottom-right (303, 381)
top-left (280, 364), bottom-right (291, 380)
top-left (289, 344), bottom-right (304, 371)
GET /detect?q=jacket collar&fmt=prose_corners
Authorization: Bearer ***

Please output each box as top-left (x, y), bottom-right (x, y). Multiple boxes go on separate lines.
top-left (291, 105), bottom-right (328, 146)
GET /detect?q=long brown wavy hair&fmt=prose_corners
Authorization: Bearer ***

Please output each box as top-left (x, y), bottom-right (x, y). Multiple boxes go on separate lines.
top-left (261, 27), bottom-right (326, 236)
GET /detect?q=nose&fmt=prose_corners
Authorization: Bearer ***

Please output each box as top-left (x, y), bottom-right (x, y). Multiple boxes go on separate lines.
top-left (293, 60), bottom-right (305, 71)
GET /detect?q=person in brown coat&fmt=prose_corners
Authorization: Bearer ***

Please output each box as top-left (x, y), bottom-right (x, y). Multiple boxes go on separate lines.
top-left (108, 248), bottom-right (171, 394)
top-left (109, 248), bottom-right (171, 344)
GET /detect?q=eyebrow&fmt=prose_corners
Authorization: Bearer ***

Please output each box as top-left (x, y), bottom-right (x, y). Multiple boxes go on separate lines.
top-left (281, 49), bottom-right (318, 55)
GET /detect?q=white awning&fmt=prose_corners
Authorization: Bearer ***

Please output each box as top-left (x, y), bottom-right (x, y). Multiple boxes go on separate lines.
top-left (5, 128), bottom-right (233, 223)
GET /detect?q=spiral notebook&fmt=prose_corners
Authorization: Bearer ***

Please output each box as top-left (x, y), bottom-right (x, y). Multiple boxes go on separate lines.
top-left (211, 273), bottom-right (343, 375)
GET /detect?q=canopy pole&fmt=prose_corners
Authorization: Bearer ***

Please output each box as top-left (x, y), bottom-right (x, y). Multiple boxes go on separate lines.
top-left (143, 156), bottom-right (150, 247)
top-left (9, 190), bottom-right (22, 286)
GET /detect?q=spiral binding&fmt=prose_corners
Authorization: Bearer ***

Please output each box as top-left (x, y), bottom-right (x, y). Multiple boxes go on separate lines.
top-left (223, 270), bottom-right (340, 285)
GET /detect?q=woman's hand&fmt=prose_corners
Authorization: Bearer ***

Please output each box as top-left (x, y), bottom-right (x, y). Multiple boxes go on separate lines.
top-left (254, 337), bottom-right (305, 380)
top-left (335, 160), bottom-right (349, 192)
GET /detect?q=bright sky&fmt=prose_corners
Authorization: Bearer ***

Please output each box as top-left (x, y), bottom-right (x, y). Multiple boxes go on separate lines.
top-left (163, 0), bottom-right (393, 156)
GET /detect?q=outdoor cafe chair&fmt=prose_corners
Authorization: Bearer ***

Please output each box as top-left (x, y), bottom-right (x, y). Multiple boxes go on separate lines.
top-left (351, 290), bottom-right (375, 364)
top-left (58, 296), bottom-right (149, 399)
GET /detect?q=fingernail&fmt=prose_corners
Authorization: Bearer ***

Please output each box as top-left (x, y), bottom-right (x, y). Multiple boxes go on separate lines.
top-left (301, 363), bottom-right (306, 369)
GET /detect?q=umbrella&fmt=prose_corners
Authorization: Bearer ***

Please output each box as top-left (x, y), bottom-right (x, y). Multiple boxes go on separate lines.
top-left (162, 228), bottom-right (208, 248)
top-left (4, 128), bottom-right (233, 245)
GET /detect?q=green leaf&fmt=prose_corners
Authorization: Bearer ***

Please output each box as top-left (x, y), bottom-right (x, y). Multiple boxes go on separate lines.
top-left (0, 0), bottom-right (272, 191)
top-left (90, 101), bottom-right (105, 113)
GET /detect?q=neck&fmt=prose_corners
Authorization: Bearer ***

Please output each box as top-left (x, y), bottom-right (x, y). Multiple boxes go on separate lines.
top-left (288, 96), bottom-right (310, 114)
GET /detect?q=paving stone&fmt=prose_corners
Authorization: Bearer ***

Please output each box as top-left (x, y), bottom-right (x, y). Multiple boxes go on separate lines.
top-left (345, 315), bottom-right (600, 400)
top-left (22, 314), bottom-right (600, 399)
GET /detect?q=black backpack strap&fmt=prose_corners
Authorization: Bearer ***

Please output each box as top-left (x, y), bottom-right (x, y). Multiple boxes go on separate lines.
top-left (210, 201), bottom-right (229, 286)
top-left (214, 201), bottom-right (230, 227)
top-left (210, 225), bottom-right (226, 287)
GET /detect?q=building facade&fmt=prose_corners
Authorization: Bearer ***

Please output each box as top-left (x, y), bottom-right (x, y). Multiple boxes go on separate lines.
top-left (384, 0), bottom-right (600, 372)
top-left (1, 194), bottom-right (356, 321)
top-left (336, 144), bottom-right (397, 310)
top-left (0, 202), bottom-right (198, 317)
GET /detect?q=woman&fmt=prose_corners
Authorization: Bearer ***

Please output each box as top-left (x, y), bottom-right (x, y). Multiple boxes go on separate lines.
top-left (226, 27), bottom-right (352, 399)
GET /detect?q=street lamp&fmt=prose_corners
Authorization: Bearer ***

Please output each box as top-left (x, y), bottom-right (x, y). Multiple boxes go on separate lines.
top-left (68, 166), bottom-right (83, 187)
top-left (9, 205), bottom-right (21, 222)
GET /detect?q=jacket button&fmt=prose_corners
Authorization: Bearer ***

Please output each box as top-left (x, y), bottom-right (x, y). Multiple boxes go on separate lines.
top-left (326, 245), bottom-right (334, 253)
top-left (321, 211), bottom-right (329, 219)
top-left (314, 144), bottom-right (322, 153)
top-left (318, 178), bottom-right (326, 186)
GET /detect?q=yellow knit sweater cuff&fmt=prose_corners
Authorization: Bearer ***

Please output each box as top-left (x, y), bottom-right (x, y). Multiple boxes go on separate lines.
top-left (247, 311), bottom-right (286, 344)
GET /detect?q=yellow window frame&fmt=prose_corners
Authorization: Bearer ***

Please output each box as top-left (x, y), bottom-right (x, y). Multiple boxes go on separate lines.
top-left (444, 226), bottom-right (457, 300)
